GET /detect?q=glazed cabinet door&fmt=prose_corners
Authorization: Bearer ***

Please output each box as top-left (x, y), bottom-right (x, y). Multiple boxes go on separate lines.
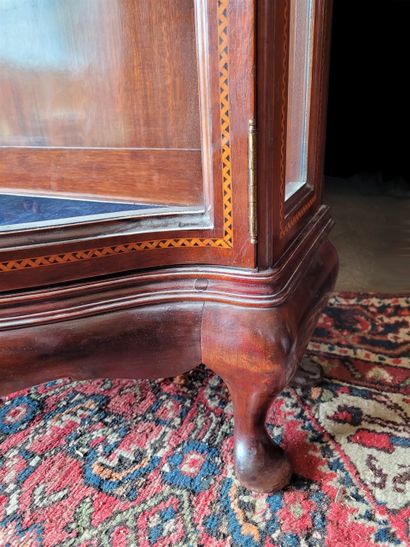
top-left (257, 0), bottom-right (333, 266)
top-left (0, 0), bottom-right (255, 291)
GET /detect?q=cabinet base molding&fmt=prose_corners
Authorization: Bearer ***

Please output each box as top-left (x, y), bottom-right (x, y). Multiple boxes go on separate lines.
top-left (0, 227), bottom-right (338, 492)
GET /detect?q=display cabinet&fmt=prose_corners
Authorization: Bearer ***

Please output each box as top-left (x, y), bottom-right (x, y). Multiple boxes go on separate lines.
top-left (0, 0), bottom-right (337, 492)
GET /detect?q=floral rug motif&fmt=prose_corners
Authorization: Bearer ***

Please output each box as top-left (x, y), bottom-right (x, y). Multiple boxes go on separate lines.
top-left (0, 293), bottom-right (409, 546)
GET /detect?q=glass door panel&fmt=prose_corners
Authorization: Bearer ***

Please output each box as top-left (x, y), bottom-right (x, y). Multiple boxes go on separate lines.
top-left (0, 0), bottom-right (204, 230)
top-left (284, 0), bottom-right (314, 200)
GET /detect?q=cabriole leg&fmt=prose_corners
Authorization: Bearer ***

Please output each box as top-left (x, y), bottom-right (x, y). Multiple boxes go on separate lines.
top-left (224, 370), bottom-right (293, 492)
top-left (201, 241), bottom-right (338, 491)
top-left (202, 304), bottom-right (298, 492)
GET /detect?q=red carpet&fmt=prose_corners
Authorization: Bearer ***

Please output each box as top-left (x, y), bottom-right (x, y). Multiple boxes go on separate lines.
top-left (0, 293), bottom-right (409, 546)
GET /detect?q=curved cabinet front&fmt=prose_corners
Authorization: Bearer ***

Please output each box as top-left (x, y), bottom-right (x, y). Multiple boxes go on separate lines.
top-left (0, 0), bottom-right (256, 293)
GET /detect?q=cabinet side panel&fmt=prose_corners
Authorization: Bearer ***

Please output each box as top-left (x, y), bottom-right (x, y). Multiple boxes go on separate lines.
top-left (257, 0), bottom-right (333, 266)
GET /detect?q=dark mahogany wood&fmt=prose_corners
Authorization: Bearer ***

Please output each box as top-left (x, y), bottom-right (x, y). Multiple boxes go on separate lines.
top-left (202, 239), bottom-right (338, 491)
top-left (0, 148), bottom-right (203, 205)
top-left (0, 237), bottom-right (337, 490)
top-left (0, 0), bottom-right (336, 493)
top-left (0, 210), bottom-right (338, 491)
top-left (0, 302), bottom-right (203, 396)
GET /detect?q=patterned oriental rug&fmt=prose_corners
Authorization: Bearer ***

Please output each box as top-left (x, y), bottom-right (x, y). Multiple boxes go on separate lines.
top-left (0, 293), bottom-right (409, 546)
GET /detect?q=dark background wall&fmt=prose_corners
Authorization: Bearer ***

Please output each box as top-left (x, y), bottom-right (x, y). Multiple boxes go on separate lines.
top-left (325, 0), bottom-right (410, 181)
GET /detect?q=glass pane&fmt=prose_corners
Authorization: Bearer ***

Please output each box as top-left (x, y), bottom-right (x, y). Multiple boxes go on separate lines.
top-left (285, 0), bottom-right (314, 200)
top-left (0, 0), bottom-right (203, 231)
top-left (0, 0), bottom-right (200, 149)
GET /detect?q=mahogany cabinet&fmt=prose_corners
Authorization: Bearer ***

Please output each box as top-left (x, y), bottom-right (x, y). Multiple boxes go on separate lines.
top-left (0, 0), bottom-right (337, 492)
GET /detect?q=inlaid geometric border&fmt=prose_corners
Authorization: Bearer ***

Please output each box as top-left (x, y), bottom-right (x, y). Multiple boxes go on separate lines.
top-left (0, 0), bottom-right (233, 274)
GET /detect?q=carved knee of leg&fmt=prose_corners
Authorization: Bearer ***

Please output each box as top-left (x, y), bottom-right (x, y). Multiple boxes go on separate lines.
top-left (201, 304), bottom-right (296, 492)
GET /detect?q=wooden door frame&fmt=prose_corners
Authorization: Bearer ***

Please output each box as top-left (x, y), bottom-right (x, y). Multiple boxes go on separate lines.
top-left (256, 0), bottom-right (333, 268)
top-left (0, 0), bottom-right (256, 292)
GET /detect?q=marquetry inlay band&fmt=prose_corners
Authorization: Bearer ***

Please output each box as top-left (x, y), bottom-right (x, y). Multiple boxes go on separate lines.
top-left (0, 0), bottom-right (233, 274)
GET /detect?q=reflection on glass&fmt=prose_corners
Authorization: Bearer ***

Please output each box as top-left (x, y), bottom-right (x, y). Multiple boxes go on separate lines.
top-left (285, 0), bottom-right (314, 200)
top-left (0, 193), bottom-right (160, 231)
top-left (0, 0), bottom-right (203, 230)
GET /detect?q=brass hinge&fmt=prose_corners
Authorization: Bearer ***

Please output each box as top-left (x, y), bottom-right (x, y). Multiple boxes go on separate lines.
top-left (248, 119), bottom-right (257, 243)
